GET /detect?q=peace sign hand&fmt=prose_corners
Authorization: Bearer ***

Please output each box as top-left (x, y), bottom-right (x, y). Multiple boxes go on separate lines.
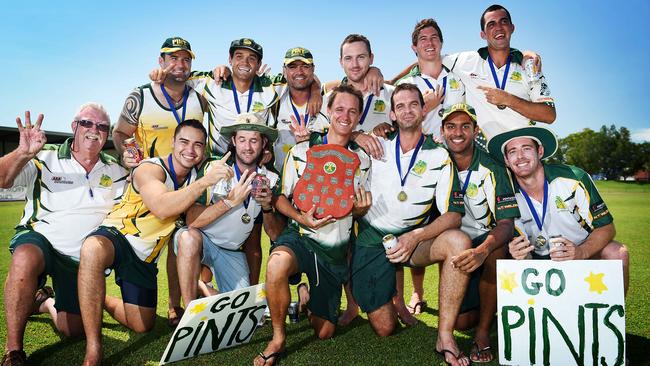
top-left (289, 115), bottom-right (311, 143)
top-left (16, 111), bottom-right (46, 158)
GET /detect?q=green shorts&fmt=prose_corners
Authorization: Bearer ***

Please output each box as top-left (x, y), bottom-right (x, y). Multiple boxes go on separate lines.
top-left (9, 228), bottom-right (81, 314)
top-left (459, 234), bottom-right (488, 314)
top-left (350, 245), bottom-right (396, 313)
top-left (90, 226), bottom-right (158, 308)
top-left (273, 229), bottom-right (348, 324)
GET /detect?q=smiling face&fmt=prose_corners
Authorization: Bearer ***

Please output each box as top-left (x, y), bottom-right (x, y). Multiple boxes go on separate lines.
top-left (284, 61), bottom-right (315, 91)
top-left (229, 49), bottom-right (261, 83)
top-left (159, 50), bottom-right (192, 83)
top-left (480, 8), bottom-right (515, 51)
top-left (441, 112), bottom-right (477, 156)
top-left (503, 137), bottom-right (544, 179)
top-left (390, 89), bottom-right (424, 132)
top-left (71, 107), bottom-right (110, 155)
top-left (232, 130), bottom-right (265, 167)
top-left (327, 92), bottom-right (361, 138)
top-left (412, 26), bottom-right (442, 62)
top-left (340, 41), bottom-right (373, 84)
top-left (171, 125), bottom-right (206, 170)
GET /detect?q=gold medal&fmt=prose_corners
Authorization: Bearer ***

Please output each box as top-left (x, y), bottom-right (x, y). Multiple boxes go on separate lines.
top-left (497, 105), bottom-right (506, 110)
top-left (535, 235), bottom-right (547, 248)
top-left (397, 191), bottom-right (408, 202)
top-left (241, 213), bottom-right (251, 224)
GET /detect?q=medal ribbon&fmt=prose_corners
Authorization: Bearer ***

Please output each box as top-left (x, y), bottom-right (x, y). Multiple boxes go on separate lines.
top-left (395, 133), bottom-right (425, 190)
top-left (519, 180), bottom-right (548, 231)
top-left (461, 170), bottom-right (473, 195)
top-left (167, 154), bottom-right (187, 190)
top-left (358, 94), bottom-right (374, 125)
top-left (232, 81), bottom-right (255, 114)
top-left (160, 85), bottom-right (190, 124)
top-left (487, 55), bottom-right (512, 90)
top-left (290, 91), bottom-right (310, 125)
top-left (234, 163), bottom-right (253, 209)
top-left (422, 76), bottom-right (447, 96)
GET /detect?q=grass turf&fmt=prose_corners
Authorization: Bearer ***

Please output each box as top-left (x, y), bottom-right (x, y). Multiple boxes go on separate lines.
top-left (0, 181), bottom-right (649, 365)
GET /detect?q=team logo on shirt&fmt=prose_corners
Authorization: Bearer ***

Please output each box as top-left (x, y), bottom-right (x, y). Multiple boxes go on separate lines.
top-left (412, 160), bottom-right (427, 176)
top-left (373, 100), bottom-right (386, 113)
top-left (510, 71), bottom-right (522, 82)
top-left (252, 102), bottom-right (265, 113)
top-left (449, 78), bottom-right (460, 90)
top-left (324, 162), bottom-right (337, 174)
top-left (466, 183), bottom-right (478, 198)
top-left (555, 196), bottom-right (569, 211)
top-left (99, 174), bottom-right (113, 188)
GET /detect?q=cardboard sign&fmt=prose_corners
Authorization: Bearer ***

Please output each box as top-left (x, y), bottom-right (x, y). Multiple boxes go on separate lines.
top-left (293, 144), bottom-right (360, 219)
top-left (159, 284), bottom-right (267, 365)
top-left (497, 260), bottom-right (625, 366)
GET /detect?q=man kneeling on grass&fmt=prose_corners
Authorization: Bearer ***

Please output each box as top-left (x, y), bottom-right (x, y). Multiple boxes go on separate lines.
top-left (1, 105), bottom-right (127, 366)
top-left (487, 126), bottom-right (629, 295)
top-left (77, 120), bottom-right (233, 366)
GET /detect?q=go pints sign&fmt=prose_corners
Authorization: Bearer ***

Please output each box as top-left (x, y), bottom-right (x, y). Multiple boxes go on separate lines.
top-left (497, 260), bottom-right (625, 366)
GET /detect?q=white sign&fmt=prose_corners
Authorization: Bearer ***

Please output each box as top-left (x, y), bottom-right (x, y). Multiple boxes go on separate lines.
top-left (160, 284), bottom-right (267, 365)
top-left (497, 260), bottom-right (625, 366)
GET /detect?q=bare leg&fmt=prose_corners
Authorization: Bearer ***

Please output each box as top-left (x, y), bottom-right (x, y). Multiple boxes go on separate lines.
top-left (104, 293), bottom-right (156, 333)
top-left (244, 223), bottom-right (263, 285)
top-left (176, 229), bottom-right (203, 307)
top-left (198, 266), bottom-right (218, 297)
top-left (4, 244), bottom-right (44, 352)
top-left (78, 235), bottom-right (115, 366)
top-left (367, 302), bottom-right (398, 337)
top-left (393, 267), bottom-right (417, 326)
top-left (596, 241), bottom-right (629, 295)
top-left (166, 238), bottom-right (182, 320)
top-left (408, 267), bottom-right (426, 314)
top-left (253, 247), bottom-right (297, 366)
top-left (337, 282), bottom-right (359, 326)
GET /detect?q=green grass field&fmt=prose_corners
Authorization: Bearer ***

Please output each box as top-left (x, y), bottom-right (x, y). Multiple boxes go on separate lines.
top-left (1, 181), bottom-right (649, 365)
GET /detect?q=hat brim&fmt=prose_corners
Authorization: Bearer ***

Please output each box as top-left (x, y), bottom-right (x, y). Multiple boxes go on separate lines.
top-left (160, 47), bottom-right (195, 59)
top-left (220, 124), bottom-right (278, 143)
top-left (283, 57), bottom-right (314, 66)
top-left (487, 126), bottom-right (558, 163)
top-left (230, 46), bottom-right (263, 60)
top-left (441, 108), bottom-right (477, 123)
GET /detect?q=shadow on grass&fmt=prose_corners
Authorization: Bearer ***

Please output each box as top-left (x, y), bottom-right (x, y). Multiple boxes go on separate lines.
top-left (627, 332), bottom-right (650, 365)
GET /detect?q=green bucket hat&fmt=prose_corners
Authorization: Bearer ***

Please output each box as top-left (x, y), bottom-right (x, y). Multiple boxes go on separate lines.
top-left (229, 38), bottom-right (263, 60)
top-left (487, 126), bottom-right (558, 163)
top-left (440, 103), bottom-right (477, 122)
top-left (283, 47), bottom-right (314, 65)
top-left (220, 114), bottom-right (278, 143)
top-left (160, 36), bottom-right (195, 59)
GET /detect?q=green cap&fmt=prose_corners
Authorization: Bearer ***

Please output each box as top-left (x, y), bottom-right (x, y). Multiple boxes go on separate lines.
top-left (160, 36), bottom-right (195, 59)
top-left (220, 114), bottom-right (278, 143)
top-left (229, 38), bottom-right (263, 60)
top-left (440, 103), bottom-right (477, 122)
top-left (487, 126), bottom-right (558, 163)
top-left (283, 47), bottom-right (314, 65)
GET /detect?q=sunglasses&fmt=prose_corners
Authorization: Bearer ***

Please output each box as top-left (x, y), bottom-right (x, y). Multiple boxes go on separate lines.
top-left (76, 119), bottom-right (110, 132)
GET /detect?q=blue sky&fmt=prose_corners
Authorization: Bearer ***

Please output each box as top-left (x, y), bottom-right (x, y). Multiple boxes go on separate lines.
top-left (3, 0), bottom-right (649, 142)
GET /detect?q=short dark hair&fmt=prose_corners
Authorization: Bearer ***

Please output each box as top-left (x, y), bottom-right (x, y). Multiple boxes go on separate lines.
top-left (174, 119), bottom-right (207, 141)
top-left (412, 18), bottom-right (444, 46)
top-left (480, 4), bottom-right (512, 31)
top-left (340, 34), bottom-right (372, 59)
top-left (327, 84), bottom-right (364, 113)
top-left (390, 83), bottom-right (424, 112)
top-left (227, 131), bottom-right (268, 166)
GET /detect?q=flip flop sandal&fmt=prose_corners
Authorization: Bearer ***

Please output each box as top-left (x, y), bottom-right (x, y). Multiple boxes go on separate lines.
top-left (257, 350), bottom-right (286, 366)
top-left (407, 300), bottom-right (427, 315)
top-left (435, 348), bottom-right (470, 366)
top-left (470, 342), bottom-right (494, 363)
top-left (167, 306), bottom-right (185, 328)
top-left (32, 286), bottom-right (54, 315)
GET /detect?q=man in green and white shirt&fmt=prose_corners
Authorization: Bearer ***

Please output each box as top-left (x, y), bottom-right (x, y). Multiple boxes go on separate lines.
top-left (440, 103), bottom-right (519, 363)
top-left (1, 105), bottom-right (127, 365)
top-left (488, 127), bottom-right (629, 294)
top-left (254, 85), bottom-right (372, 366)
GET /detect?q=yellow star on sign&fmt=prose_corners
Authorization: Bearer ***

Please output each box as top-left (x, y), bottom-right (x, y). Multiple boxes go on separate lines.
top-left (189, 302), bottom-right (207, 315)
top-left (499, 270), bottom-right (518, 293)
top-left (257, 287), bottom-right (267, 301)
top-left (528, 298), bottom-right (535, 306)
top-left (585, 272), bottom-right (608, 294)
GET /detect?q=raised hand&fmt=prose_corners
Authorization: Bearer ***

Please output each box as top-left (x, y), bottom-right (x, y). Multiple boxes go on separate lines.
top-left (16, 111), bottom-right (46, 158)
top-left (205, 152), bottom-right (234, 186)
top-left (227, 168), bottom-right (255, 206)
top-left (212, 65), bottom-right (231, 84)
top-left (363, 66), bottom-right (384, 96)
top-left (257, 64), bottom-right (271, 77)
top-left (372, 122), bottom-right (394, 139)
top-left (289, 115), bottom-right (311, 143)
top-left (477, 85), bottom-right (512, 108)
top-left (149, 64), bottom-right (173, 83)
top-left (353, 132), bottom-right (384, 160)
top-left (423, 85), bottom-right (445, 113)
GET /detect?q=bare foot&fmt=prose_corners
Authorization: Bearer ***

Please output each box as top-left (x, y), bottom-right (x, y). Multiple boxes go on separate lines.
top-left (393, 297), bottom-right (417, 326)
top-left (337, 305), bottom-right (359, 326)
top-left (253, 339), bottom-right (286, 366)
top-left (407, 292), bottom-right (426, 315)
top-left (436, 334), bottom-right (470, 366)
top-left (82, 346), bottom-right (103, 366)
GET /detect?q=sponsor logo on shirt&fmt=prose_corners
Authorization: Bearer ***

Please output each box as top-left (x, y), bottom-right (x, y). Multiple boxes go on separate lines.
top-left (151, 124), bottom-right (168, 130)
top-left (51, 176), bottom-right (73, 185)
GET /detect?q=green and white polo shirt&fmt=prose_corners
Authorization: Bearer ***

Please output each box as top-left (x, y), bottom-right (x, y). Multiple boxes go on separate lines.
top-left (513, 164), bottom-right (613, 256)
top-left (443, 48), bottom-right (554, 140)
top-left (270, 83), bottom-right (330, 173)
top-left (456, 146), bottom-right (520, 240)
top-left (281, 132), bottom-right (371, 264)
top-left (396, 65), bottom-right (465, 139)
top-left (322, 78), bottom-right (394, 133)
top-left (187, 72), bottom-right (279, 154)
top-left (356, 131), bottom-right (464, 247)
top-left (197, 158), bottom-right (280, 250)
top-left (13, 139), bottom-right (128, 259)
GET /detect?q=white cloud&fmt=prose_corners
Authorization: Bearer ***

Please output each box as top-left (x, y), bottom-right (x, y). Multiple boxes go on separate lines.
top-left (631, 128), bottom-right (650, 143)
